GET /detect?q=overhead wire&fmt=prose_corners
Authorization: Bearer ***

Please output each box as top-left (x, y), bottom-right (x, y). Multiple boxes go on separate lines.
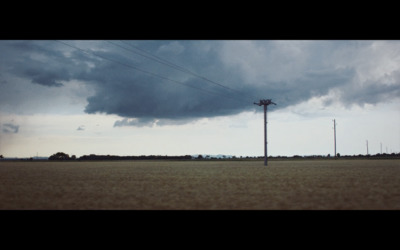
top-left (107, 40), bottom-right (255, 103)
top-left (114, 40), bottom-right (261, 102)
top-left (55, 40), bottom-right (252, 105)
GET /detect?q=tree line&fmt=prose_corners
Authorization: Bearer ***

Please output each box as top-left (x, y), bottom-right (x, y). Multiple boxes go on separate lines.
top-left (45, 152), bottom-right (400, 161)
top-left (48, 152), bottom-right (192, 161)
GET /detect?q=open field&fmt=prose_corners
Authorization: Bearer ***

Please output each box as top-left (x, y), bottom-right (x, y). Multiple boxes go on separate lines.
top-left (0, 159), bottom-right (399, 210)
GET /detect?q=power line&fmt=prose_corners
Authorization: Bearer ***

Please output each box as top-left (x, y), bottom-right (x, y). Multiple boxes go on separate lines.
top-left (112, 41), bottom-right (193, 77)
top-left (111, 40), bottom-right (259, 102)
top-left (55, 40), bottom-right (251, 105)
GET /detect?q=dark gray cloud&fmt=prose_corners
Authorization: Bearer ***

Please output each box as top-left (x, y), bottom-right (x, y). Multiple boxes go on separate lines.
top-left (340, 81), bottom-right (400, 106)
top-left (1, 40), bottom-right (399, 126)
top-left (80, 40), bottom-right (258, 123)
top-left (2, 123), bottom-right (19, 134)
top-left (3, 41), bottom-right (73, 87)
top-left (114, 118), bottom-right (157, 127)
top-left (114, 117), bottom-right (199, 127)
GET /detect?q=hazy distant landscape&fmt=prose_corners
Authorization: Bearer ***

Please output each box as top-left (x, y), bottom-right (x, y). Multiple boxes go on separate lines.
top-left (1, 159), bottom-right (399, 210)
top-left (1, 151), bottom-right (399, 161)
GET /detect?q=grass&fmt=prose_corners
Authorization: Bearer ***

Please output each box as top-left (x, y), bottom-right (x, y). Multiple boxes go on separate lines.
top-left (0, 159), bottom-right (399, 209)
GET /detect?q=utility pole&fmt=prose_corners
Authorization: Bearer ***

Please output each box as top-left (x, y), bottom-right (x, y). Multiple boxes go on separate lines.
top-left (333, 119), bottom-right (337, 158)
top-left (366, 140), bottom-right (369, 155)
top-left (254, 99), bottom-right (276, 166)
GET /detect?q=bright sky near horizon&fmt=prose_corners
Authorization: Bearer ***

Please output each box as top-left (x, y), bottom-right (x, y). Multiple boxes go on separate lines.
top-left (1, 40), bottom-right (399, 158)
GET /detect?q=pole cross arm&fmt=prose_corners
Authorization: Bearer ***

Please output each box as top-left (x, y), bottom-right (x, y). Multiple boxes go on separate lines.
top-left (255, 99), bottom-right (277, 106)
top-left (263, 99), bottom-right (276, 106)
top-left (254, 99), bottom-right (277, 106)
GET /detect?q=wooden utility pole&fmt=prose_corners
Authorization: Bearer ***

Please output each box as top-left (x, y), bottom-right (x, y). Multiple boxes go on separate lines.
top-left (333, 119), bottom-right (337, 157)
top-left (254, 99), bottom-right (276, 166)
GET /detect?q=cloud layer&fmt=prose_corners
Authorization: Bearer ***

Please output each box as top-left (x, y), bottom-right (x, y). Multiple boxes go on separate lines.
top-left (1, 40), bottom-right (399, 126)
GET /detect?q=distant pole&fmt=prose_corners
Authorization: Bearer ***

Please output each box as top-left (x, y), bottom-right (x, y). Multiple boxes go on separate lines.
top-left (333, 119), bottom-right (337, 158)
top-left (381, 142), bottom-right (382, 154)
top-left (264, 104), bottom-right (267, 165)
top-left (254, 99), bottom-right (276, 166)
top-left (366, 140), bottom-right (369, 155)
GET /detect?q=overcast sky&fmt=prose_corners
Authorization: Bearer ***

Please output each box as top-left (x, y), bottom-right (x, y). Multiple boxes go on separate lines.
top-left (1, 40), bottom-right (399, 158)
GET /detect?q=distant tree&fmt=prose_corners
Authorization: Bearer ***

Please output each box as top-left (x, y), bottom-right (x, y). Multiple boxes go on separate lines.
top-left (197, 154), bottom-right (203, 159)
top-left (336, 153), bottom-right (340, 157)
top-left (49, 152), bottom-right (70, 161)
top-left (327, 154), bottom-right (331, 158)
top-left (0, 155), bottom-right (3, 159)
top-left (71, 155), bottom-right (76, 160)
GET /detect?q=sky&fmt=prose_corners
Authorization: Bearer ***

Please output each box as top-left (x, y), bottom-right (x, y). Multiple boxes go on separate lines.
top-left (0, 40), bottom-right (399, 158)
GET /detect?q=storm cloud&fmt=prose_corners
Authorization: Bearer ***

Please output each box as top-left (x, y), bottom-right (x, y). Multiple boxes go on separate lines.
top-left (1, 40), bottom-right (399, 126)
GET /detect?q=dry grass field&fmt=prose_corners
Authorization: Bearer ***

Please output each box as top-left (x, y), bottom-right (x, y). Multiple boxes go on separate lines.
top-left (0, 159), bottom-right (399, 210)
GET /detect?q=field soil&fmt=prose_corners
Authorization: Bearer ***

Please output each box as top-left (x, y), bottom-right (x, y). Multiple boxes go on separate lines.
top-left (0, 159), bottom-right (399, 209)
